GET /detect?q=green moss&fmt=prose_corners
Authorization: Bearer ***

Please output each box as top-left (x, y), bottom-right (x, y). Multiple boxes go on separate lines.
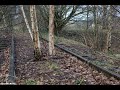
top-left (75, 78), bottom-right (85, 85)
top-left (25, 79), bottom-right (37, 85)
top-left (46, 62), bottom-right (59, 71)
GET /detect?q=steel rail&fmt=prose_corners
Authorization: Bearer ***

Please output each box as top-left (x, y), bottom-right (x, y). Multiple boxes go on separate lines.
top-left (41, 38), bottom-right (120, 80)
top-left (8, 35), bottom-right (16, 84)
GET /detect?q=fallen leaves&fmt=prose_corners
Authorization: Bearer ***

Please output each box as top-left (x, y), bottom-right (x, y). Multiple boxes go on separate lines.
top-left (14, 32), bottom-right (120, 85)
top-left (0, 48), bottom-right (10, 83)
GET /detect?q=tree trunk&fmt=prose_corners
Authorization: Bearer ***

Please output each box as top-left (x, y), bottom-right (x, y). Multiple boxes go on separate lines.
top-left (20, 5), bottom-right (33, 40)
top-left (103, 5), bottom-right (113, 53)
top-left (86, 5), bottom-right (89, 30)
top-left (102, 5), bottom-right (108, 52)
top-left (3, 14), bottom-right (7, 27)
top-left (30, 5), bottom-right (41, 60)
top-left (84, 5), bottom-right (89, 46)
top-left (102, 5), bottom-right (108, 30)
top-left (93, 5), bottom-right (98, 50)
top-left (49, 5), bottom-right (55, 55)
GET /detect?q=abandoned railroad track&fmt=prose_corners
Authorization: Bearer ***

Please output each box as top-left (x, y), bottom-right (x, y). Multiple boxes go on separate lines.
top-left (10, 32), bottom-right (120, 85)
top-left (0, 31), bottom-right (16, 84)
top-left (1, 33), bottom-right (120, 85)
top-left (42, 38), bottom-right (120, 81)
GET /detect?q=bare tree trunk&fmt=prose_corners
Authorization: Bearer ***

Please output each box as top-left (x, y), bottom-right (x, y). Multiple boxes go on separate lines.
top-left (20, 5), bottom-right (33, 40)
top-left (104, 5), bottom-right (113, 53)
top-left (93, 5), bottom-right (98, 50)
top-left (82, 5), bottom-right (89, 46)
top-left (49, 5), bottom-right (55, 55)
top-left (3, 14), bottom-right (7, 27)
top-left (86, 5), bottom-right (89, 30)
top-left (33, 6), bottom-right (41, 56)
top-left (102, 5), bottom-right (108, 52)
top-left (112, 5), bottom-right (117, 31)
top-left (102, 5), bottom-right (108, 30)
top-left (30, 5), bottom-right (41, 60)
top-left (1, 9), bottom-right (8, 29)
top-left (84, 5), bottom-right (90, 46)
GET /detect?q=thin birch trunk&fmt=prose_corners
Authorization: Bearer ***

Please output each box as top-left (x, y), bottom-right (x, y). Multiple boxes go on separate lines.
top-left (49, 5), bottom-right (55, 55)
top-left (104, 5), bottom-right (113, 53)
top-left (93, 5), bottom-right (98, 50)
top-left (20, 5), bottom-right (33, 40)
top-left (30, 5), bottom-right (41, 60)
top-left (102, 5), bottom-right (108, 52)
top-left (33, 5), bottom-right (41, 54)
top-left (84, 5), bottom-right (89, 46)
top-left (3, 14), bottom-right (7, 27)
top-left (86, 5), bottom-right (89, 30)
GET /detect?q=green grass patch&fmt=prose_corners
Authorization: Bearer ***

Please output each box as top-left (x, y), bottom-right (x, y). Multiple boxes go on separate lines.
top-left (41, 31), bottom-right (86, 47)
top-left (25, 79), bottom-right (37, 85)
top-left (46, 61), bottom-right (59, 71)
top-left (92, 60), bottom-right (115, 70)
top-left (75, 78), bottom-right (85, 85)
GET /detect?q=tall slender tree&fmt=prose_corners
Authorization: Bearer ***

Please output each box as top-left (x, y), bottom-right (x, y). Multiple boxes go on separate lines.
top-left (93, 5), bottom-right (98, 50)
top-left (20, 5), bottom-right (33, 40)
top-left (30, 5), bottom-right (41, 60)
top-left (49, 5), bottom-right (55, 55)
top-left (102, 5), bottom-right (108, 52)
top-left (104, 5), bottom-right (113, 53)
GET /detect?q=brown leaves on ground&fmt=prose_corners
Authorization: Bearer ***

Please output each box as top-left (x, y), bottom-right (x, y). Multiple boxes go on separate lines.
top-left (15, 32), bottom-right (120, 85)
top-left (0, 48), bottom-right (10, 83)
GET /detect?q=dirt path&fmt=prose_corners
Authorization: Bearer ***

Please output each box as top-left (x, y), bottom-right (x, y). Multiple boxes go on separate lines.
top-left (15, 32), bottom-right (120, 85)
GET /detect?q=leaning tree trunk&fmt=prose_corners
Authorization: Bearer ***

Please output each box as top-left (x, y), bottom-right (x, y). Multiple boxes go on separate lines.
top-left (20, 5), bottom-right (33, 40)
top-left (49, 5), bottom-right (55, 55)
top-left (30, 5), bottom-right (41, 60)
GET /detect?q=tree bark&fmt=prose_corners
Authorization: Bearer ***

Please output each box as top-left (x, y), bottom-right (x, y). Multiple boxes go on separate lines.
top-left (86, 5), bottom-right (89, 30)
top-left (93, 5), bottom-right (98, 50)
top-left (84, 5), bottom-right (89, 46)
top-left (20, 5), bottom-right (33, 40)
top-left (102, 5), bottom-right (108, 30)
top-left (101, 5), bottom-right (108, 52)
top-left (104, 5), bottom-right (113, 53)
top-left (3, 14), bottom-right (7, 27)
top-left (30, 5), bottom-right (41, 60)
top-left (49, 5), bottom-right (55, 55)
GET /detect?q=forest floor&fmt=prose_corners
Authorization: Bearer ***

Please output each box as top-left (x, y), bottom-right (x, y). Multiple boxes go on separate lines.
top-left (57, 43), bottom-right (120, 75)
top-left (14, 31), bottom-right (120, 85)
top-left (0, 48), bottom-right (10, 83)
top-left (41, 31), bottom-right (120, 76)
top-left (0, 32), bottom-right (11, 83)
